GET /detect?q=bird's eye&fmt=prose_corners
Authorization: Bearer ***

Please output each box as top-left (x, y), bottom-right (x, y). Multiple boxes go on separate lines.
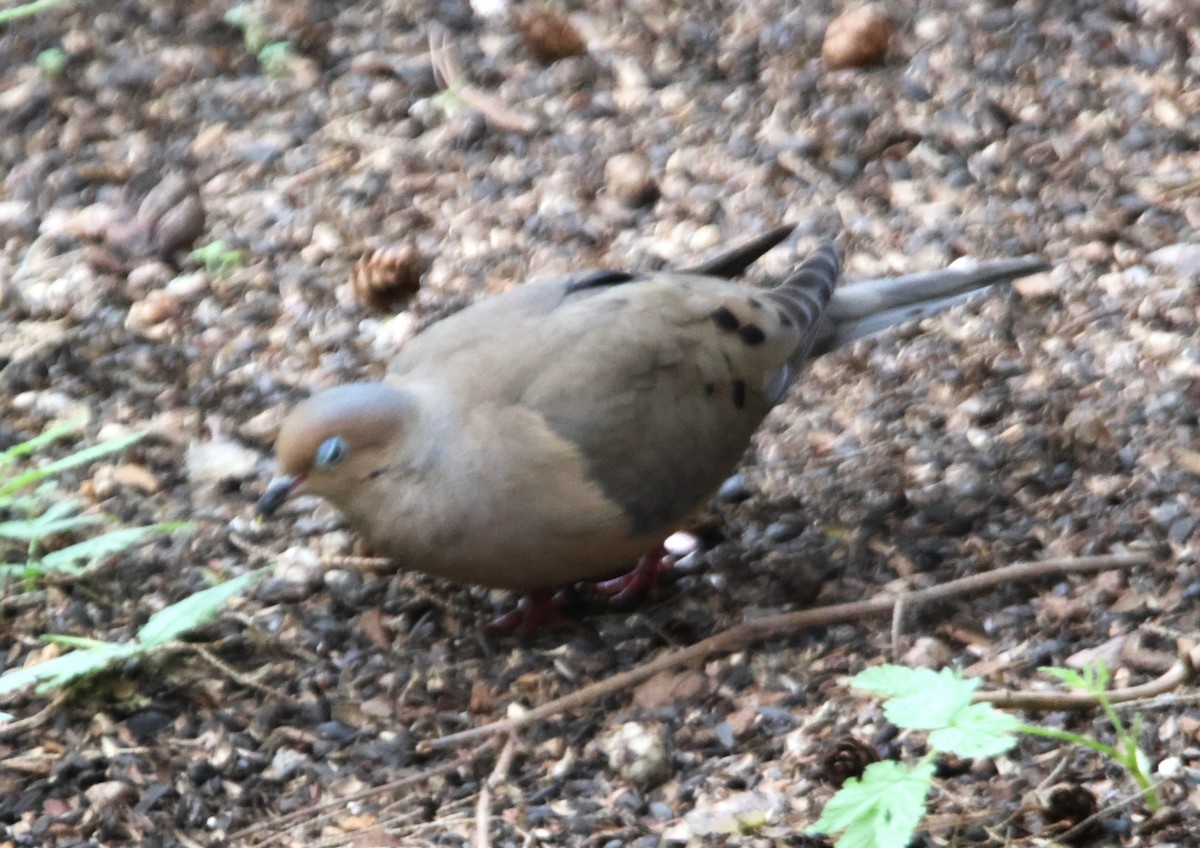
top-left (314, 436), bottom-right (348, 470)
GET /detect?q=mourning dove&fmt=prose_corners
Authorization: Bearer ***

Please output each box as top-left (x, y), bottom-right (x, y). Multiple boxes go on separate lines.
top-left (258, 226), bottom-right (1045, 622)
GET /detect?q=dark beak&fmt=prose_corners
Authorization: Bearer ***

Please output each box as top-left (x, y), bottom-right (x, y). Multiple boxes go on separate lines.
top-left (257, 475), bottom-right (300, 518)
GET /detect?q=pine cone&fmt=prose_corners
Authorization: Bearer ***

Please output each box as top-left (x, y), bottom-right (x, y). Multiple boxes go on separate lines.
top-left (349, 245), bottom-right (424, 313)
top-left (514, 7), bottom-right (587, 63)
top-left (1042, 783), bottom-right (1101, 842)
top-left (820, 736), bottom-right (880, 788)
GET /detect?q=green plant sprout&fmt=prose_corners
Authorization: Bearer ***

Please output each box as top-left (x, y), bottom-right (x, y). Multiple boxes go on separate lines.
top-left (809, 663), bottom-right (1159, 847)
top-left (0, 568), bottom-right (266, 702)
top-left (1022, 662), bottom-right (1159, 812)
top-left (0, 421), bottom-right (183, 584)
top-left (0, 0), bottom-right (75, 25)
top-left (808, 666), bottom-right (1021, 848)
top-left (189, 239), bottom-right (246, 275)
top-left (0, 422), bottom-right (266, 716)
top-left (36, 46), bottom-right (68, 78)
top-left (223, 4), bottom-right (296, 76)
top-left (255, 41), bottom-right (295, 77)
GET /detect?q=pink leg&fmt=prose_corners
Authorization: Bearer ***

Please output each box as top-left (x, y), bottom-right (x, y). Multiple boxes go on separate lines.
top-left (486, 589), bottom-right (566, 635)
top-left (592, 545), bottom-right (673, 603)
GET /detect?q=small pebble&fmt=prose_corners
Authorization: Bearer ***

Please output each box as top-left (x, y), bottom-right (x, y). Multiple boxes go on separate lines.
top-left (823, 6), bottom-right (891, 70)
top-left (605, 152), bottom-right (658, 207)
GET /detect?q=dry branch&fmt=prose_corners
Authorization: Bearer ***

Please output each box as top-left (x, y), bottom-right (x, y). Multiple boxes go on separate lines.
top-left (428, 552), bottom-right (1153, 750)
top-left (978, 642), bottom-right (1200, 711)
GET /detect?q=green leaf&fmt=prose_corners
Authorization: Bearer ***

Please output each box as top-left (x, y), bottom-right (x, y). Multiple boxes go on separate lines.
top-left (0, 512), bottom-right (105, 541)
top-left (1041, 671), bottom-right (1089, 690)
top-left (0, 569), bottom-right (266, 699)
top-left (136, 570), bottom-right (266, 646)
top-left (0, 418), bottom-right (83, 468)
top-left (0, 642), bottom-right (135, 696)
top-left (0, 430), bottom-right (145, 499)
top-left (39, 522), bottom-right (191, 573)
top-left (853, 666), bottom-right (978, 731)
top-left (41, 634), bottom-right (111, 651)
top-left (808, 759), bottom-right (936, 848)
top-left (929, 703), bottom-right (1022, 758)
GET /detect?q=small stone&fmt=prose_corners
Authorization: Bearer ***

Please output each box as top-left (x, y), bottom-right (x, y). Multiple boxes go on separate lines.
top-left (605, 152), bottom-right (658, 208)
top-left (84, 780), bottom-right (137, 808)
top-left (822, 6), bottom-right (891, 70)
top-left (902, 636), bottom-right (953, 669)
top-left (126, 260), bottom-right (174, 292)
top-left (185, 434), bottom-right (259, 486)
top-left (1147, 242), bottom-right (1200, 276)
top-left (126, 289), bottom-right (183, 338)
top-left (264, 747), bottom-right (310, 782)
top-left (1062, 407), bottom-right (1113, 449)
top-left (604, 722), bottom-right (671, 789)
top-left (1012, 271), bottom-right (1058, 299)
top-left (94, 463), bottom-right (160, 495)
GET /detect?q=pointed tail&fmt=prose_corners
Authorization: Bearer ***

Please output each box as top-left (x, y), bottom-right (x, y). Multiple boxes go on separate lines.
top-left (812, 255), bottom-right (1048, 356)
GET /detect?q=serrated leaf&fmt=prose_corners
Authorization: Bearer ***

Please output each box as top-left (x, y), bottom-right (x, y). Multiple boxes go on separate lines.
top-left (929, 702), bottom-right (1022, 758)
top-left (851, 664), bottom-right (938, 697)
top-left (136, 570), bottom-right (265, 646)
top-left (808, 759), bottom-right (935, 848)
top-left (39, 522), bottom-right (191, 572)
top-left (853, 666), bottom-right (978, 731)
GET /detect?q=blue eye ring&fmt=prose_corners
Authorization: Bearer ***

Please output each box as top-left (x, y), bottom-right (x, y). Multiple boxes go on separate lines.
top-left (314, 435), bottom-right (348, 470)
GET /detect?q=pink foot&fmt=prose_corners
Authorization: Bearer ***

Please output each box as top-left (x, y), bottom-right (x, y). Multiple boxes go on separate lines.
top-left (592, 545), bottom-right (673, 603)
top-left (486, 589), bottom-right (566, 635)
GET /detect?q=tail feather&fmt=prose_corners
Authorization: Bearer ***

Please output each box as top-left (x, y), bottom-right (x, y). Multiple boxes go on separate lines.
top-left (768, 241), bottom-right (843, 334)
top-left (812, 255), bottom-right (1048, 356)
top-left (760, 241), bottom-right (843, 402)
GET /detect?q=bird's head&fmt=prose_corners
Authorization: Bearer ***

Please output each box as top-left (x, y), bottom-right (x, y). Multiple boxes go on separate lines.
top-left (257, 383), bottom-right (415, 517)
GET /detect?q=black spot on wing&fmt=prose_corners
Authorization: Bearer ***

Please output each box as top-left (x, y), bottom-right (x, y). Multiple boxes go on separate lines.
top-left (738, 324), bottom-right (765, 346)
top-left (732, 378), bottom-right (746, 409)
top-left (711, 306), bottom-right (740, 331)
top-left (563, 270), bottom-right (639, 295)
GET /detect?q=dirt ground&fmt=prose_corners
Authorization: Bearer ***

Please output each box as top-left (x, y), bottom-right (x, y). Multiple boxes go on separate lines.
top-left (1, 0), bottom-right (1198, 846)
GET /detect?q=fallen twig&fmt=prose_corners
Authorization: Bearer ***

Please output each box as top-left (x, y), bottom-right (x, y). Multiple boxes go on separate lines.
top-left (427, 552), bottom-right (1152, 750)
top-left (227, 736), bottom-right (498, 845)
top-left (978, 642), bottom-right (1200, 711)
top-left (429, 31), bottom-right (538, 134)
top-left (0, 692), bottom-right (67, 740)
top-left (188, 643), bottom-right (302, 708)
top-left (475, 732), bottom-right (519, 848)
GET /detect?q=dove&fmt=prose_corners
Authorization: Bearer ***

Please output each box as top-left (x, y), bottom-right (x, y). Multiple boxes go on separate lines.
top-left (258, 226), bottom-right (1046, 628)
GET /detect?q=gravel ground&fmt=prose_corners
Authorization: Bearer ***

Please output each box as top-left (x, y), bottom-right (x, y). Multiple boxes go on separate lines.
top-left (1, 1), bottom-right (1198, 846)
